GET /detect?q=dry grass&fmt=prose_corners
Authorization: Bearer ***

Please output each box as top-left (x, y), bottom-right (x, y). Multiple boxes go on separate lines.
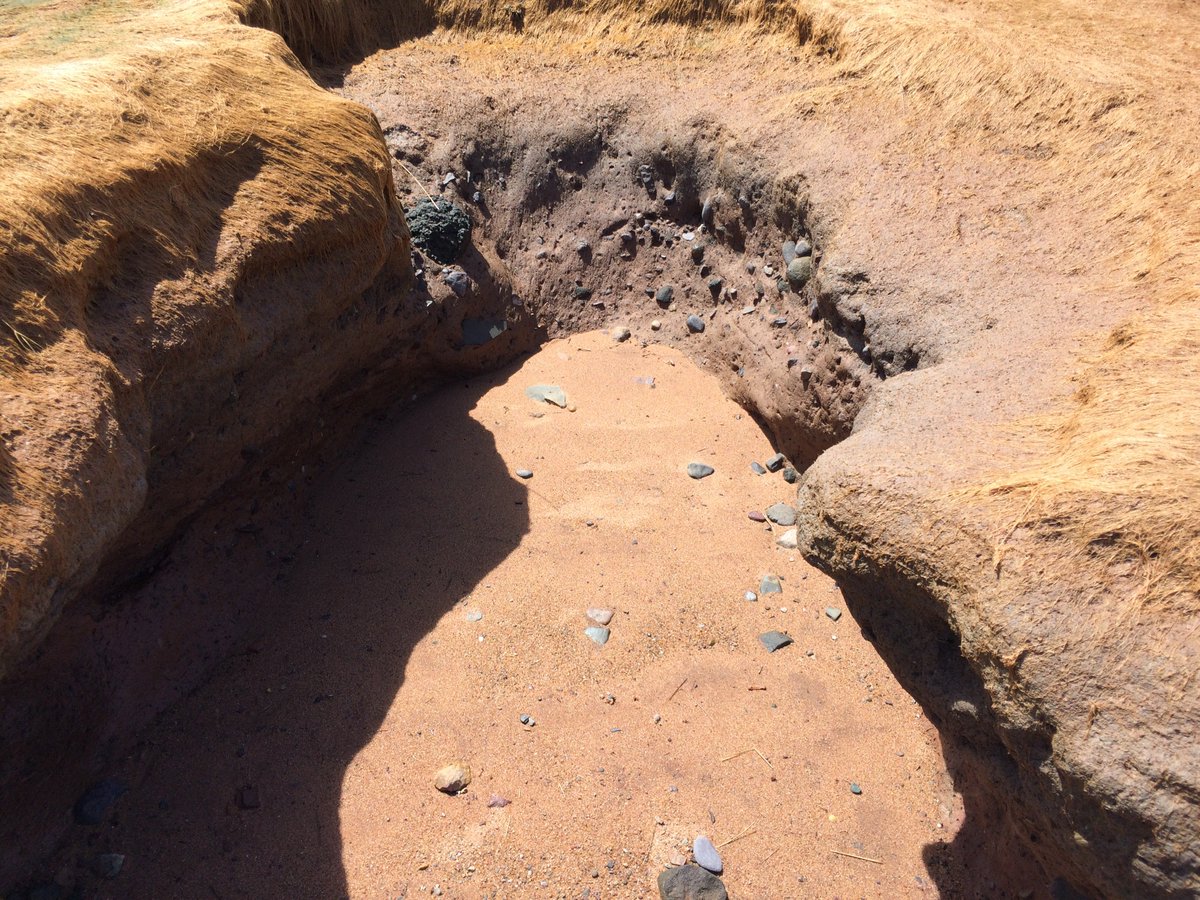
top-left (984, 303), bottom-right (1200, 639)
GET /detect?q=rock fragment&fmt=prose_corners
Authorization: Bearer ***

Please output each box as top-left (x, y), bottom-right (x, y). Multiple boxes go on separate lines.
top-left (692, 835), bottom-right (723, 874)
top-left (759, 631), bottom-right (794, 652)
top-left (764, 453), bottom-right (786, 472)
top-left (657, 865), bottom-right (727, 900)
top-left (587, 607), bottom-right (614, 625)
top-left (760, 574), bottom-right (782, 594)
top-left (686, 314), bottom-right (705, 333)
top-left (585, 626), bottom-right (611, 646)
top-left (525, 384), bottom-right (568, 407)
top-left (434, 763), bottom-right (472, 794)
top-left (515, 468), bottom-right (533, 479)
top-left (776, 528), bottom-right (798, 549)
top-left (656, 285), bottom-right (674, 307)
top-left (74, 778), bottom-right (127, 826)
top-left (825, 607), bottom-right (843, 622)
top-left (611, 325), bottom-right (632, 342)
top-left (750, 461), bottom-right (767, 475)
top-left (765, 503), bottom-right (797, 526)
top-left (747, 510), bottom-right (766, 522)
top-left (687, 463), bottom-right (715, 479)
top-left (786, 256), bottom-right (813, 288)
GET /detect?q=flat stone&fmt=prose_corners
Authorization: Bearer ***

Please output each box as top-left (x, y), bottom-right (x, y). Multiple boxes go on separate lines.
top-left (587, 607), bottom-right (614, 625)
top-left (74, 778), bottom-right (127, 826)
top-left (776, 528), bottom-right (798, 549)
top-left (747, 510), bottom-right (766, 522)
top-left (525, 384), bottom-right (568, 407)
top-left (585, 626), bottom-right (611, 646)
top-left (515, 468), bottom-right (533, 479)
top-left (686, 314), bottom-right (705, 333)
top-left (764, 453), bottom-right (786, 472)
top-left (825, 606), bottom-right (843, 622)
top-left (750, 461), bottom-right (767, 475)
top-left (488, 794), bottom-right (511, 808)
top-left (465, 610), bottom-right (483, 622)
top-left (434, 762), bottom-right (472, 794)
top-left (93, 853), bottom-right (125, 879)
top-left (692, 835), bottom-right (723, 874)
top-left (611, 325), bottom-right (632, 342)
top-left (760, 574), bottom-right (782, 594)
top-left (759, 630), bottom-right (794, 652)
top-left (766, 503), bottom-right (797, 526)
top-left (687, 462), bottom-right (715, 479)
top-left (657, 865), bottom-right (728, 900)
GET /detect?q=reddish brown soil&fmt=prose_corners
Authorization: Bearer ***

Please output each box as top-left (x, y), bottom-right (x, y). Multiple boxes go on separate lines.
top-left (50, 334), bottom-right (973, 898)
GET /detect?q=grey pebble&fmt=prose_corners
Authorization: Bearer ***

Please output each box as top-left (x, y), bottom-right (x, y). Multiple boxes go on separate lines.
top-left (795, 238), bottom-right (813, 257)
top-left (93, 853), bottom-right (125, 879)
top-left (525, 384), bottom-right (568, 408)
top-left (465, 610), bottom-right (483, 622)
top-left (515, 468), bottom-right (534, 479)
top-left (587, 607), bottom-right (615, 625)
top-left (825, 606), bottom-right (842, 622)
top-left (519, 714), bottom-right (535, 726)
top-left (764, 453), bottom-right (786, 472)
top-left (783, 467), bottom-right (798, 484)
top-left (656, 285), bottom-right (674, 306)
top-left (74, 778), bottom-right (127, 826)
top-left (782, 240), bottom-right (797, 265)
top-left (766, 502), bottom-right (797, 526)
top-left (787, 256), bottom-right (813, 288)
top-left (686, 314), bottom-right (705, 333)
top-left (850, 782), bottom-right (863, 795)
top-left (759, 630), bottom-right (794, 652)
top-left (692, 835), bottom-right (724, 874)
top-left (760, 574), bottom-right (782, 594)
top-left (687, 462), bottom-right (715, 479)
top-left (585, 626), bottom-right (611, 646)
top-left (750, 461), bottom-right (767, 475)
top-left (744, 591), bottom-right (758, 602)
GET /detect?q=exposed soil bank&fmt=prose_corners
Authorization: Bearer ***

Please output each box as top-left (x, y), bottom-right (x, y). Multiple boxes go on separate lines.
top-left (1, 2), bottom-right (1197, 898)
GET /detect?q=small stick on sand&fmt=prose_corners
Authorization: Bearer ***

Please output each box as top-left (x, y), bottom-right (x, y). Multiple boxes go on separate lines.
top-left (719, 748), bottom-right (773, 769)
top-left (664, 676), bottom-right (689, 704)
top-left (832, 849), bottom-right (883, 864)
top-left (748, 686), bottom-right (767, 691)
top-left (716, 827), bottom-right (757, 849)
top-left (395, 158), bottom-right (442, 210)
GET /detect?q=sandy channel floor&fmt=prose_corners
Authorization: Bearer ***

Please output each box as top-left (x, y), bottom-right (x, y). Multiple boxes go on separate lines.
top-left (60, 332), bottom-right (962, 899)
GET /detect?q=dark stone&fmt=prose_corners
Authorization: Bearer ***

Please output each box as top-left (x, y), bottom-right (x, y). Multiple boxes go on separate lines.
top-left (405, 199), bottom-right (471, 263)
top-left (787, 256), bottom-right (813, 288)
top-left (783, 467), bottom-right (798, 484)
top-left (573, 285), bottom-right (593, 301)
top-left (657, 865), bottom-right (728, 900)
top-left (765, 453), bottom-right (786, 472)
top-left (687, 463), bottom-right (715, 479)
top-left (686, 314), bottom-right (705, 333)
top-left (707, 277), bottom-right (724, 295)
top-left (74, 778), bottom-right (127, 826)
top-left (442, 269), bottom-right (470, 297)
top-left (656, 285), bottom-right (674, 307)
top-left (700, 199), bottom-right (714, 226)
top-left (461, 317), bottom-right (507, 347)
top-left (782, 240), bottom-right (797, 264)
top-left (691, 244), bottom-right (705, 264)
top-left (750, 461), bottom-right (767, 475)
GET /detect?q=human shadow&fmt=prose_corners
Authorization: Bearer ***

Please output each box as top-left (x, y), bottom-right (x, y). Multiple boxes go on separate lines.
top-left (46, 370), bottom-right (530, 899)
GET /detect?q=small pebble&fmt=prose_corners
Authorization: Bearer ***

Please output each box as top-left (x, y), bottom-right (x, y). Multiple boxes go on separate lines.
top-left (655, 285), bottom-right (674, 306)
top-left (525, 384), bottom-right (568, 408)
top-left (93, 853), bottom-right (125, 879)
top-left (764, 453), bottom-right (786, 472)
top-left (783, 467), bottom-right (798, 484)
top-left (775, 528), bottom-right (798, 549)
top-left (850, 782), bottom-right (863, 795)
top-left (765, 503), bottom-right (797, 526)
top-left (747, 510), bottom-right (766, 522)
top-left (434, 763), bottom-right (472, 794)
top-left (687, 462), bottom-right (715, 479)
top-left (515, 468), bottom-right (534, 479)
top-left (686, 314), bottom-right (705, 333)
top-left (519, 714), bottom-right (535, 726)
top-left (465, 610), bottom-right (483, 622)
top-left (825, 607), bottom-right (843, 622)
top-left (750, 461), bottom-right (767, 475)
top-left (651, 319), bottom-right (662, 330)
top-left (744, 591), bottom-right (758, 602)
top-left (692, 835), bottom-right (723, 874)
top-left (611, 325), bottom-right (632, 342)
top-left (487, 794), bottom-right (511, 808)
top-left (760, 574), bottom-right (782, 594)
top-left (587, 607), bottom-right (614, 625)
top-left (585, 626), bottom-right (611, 646)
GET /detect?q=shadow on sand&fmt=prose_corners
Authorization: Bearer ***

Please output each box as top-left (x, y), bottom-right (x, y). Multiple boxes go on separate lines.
top-left (47, 373), bottom-right (529, 899)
